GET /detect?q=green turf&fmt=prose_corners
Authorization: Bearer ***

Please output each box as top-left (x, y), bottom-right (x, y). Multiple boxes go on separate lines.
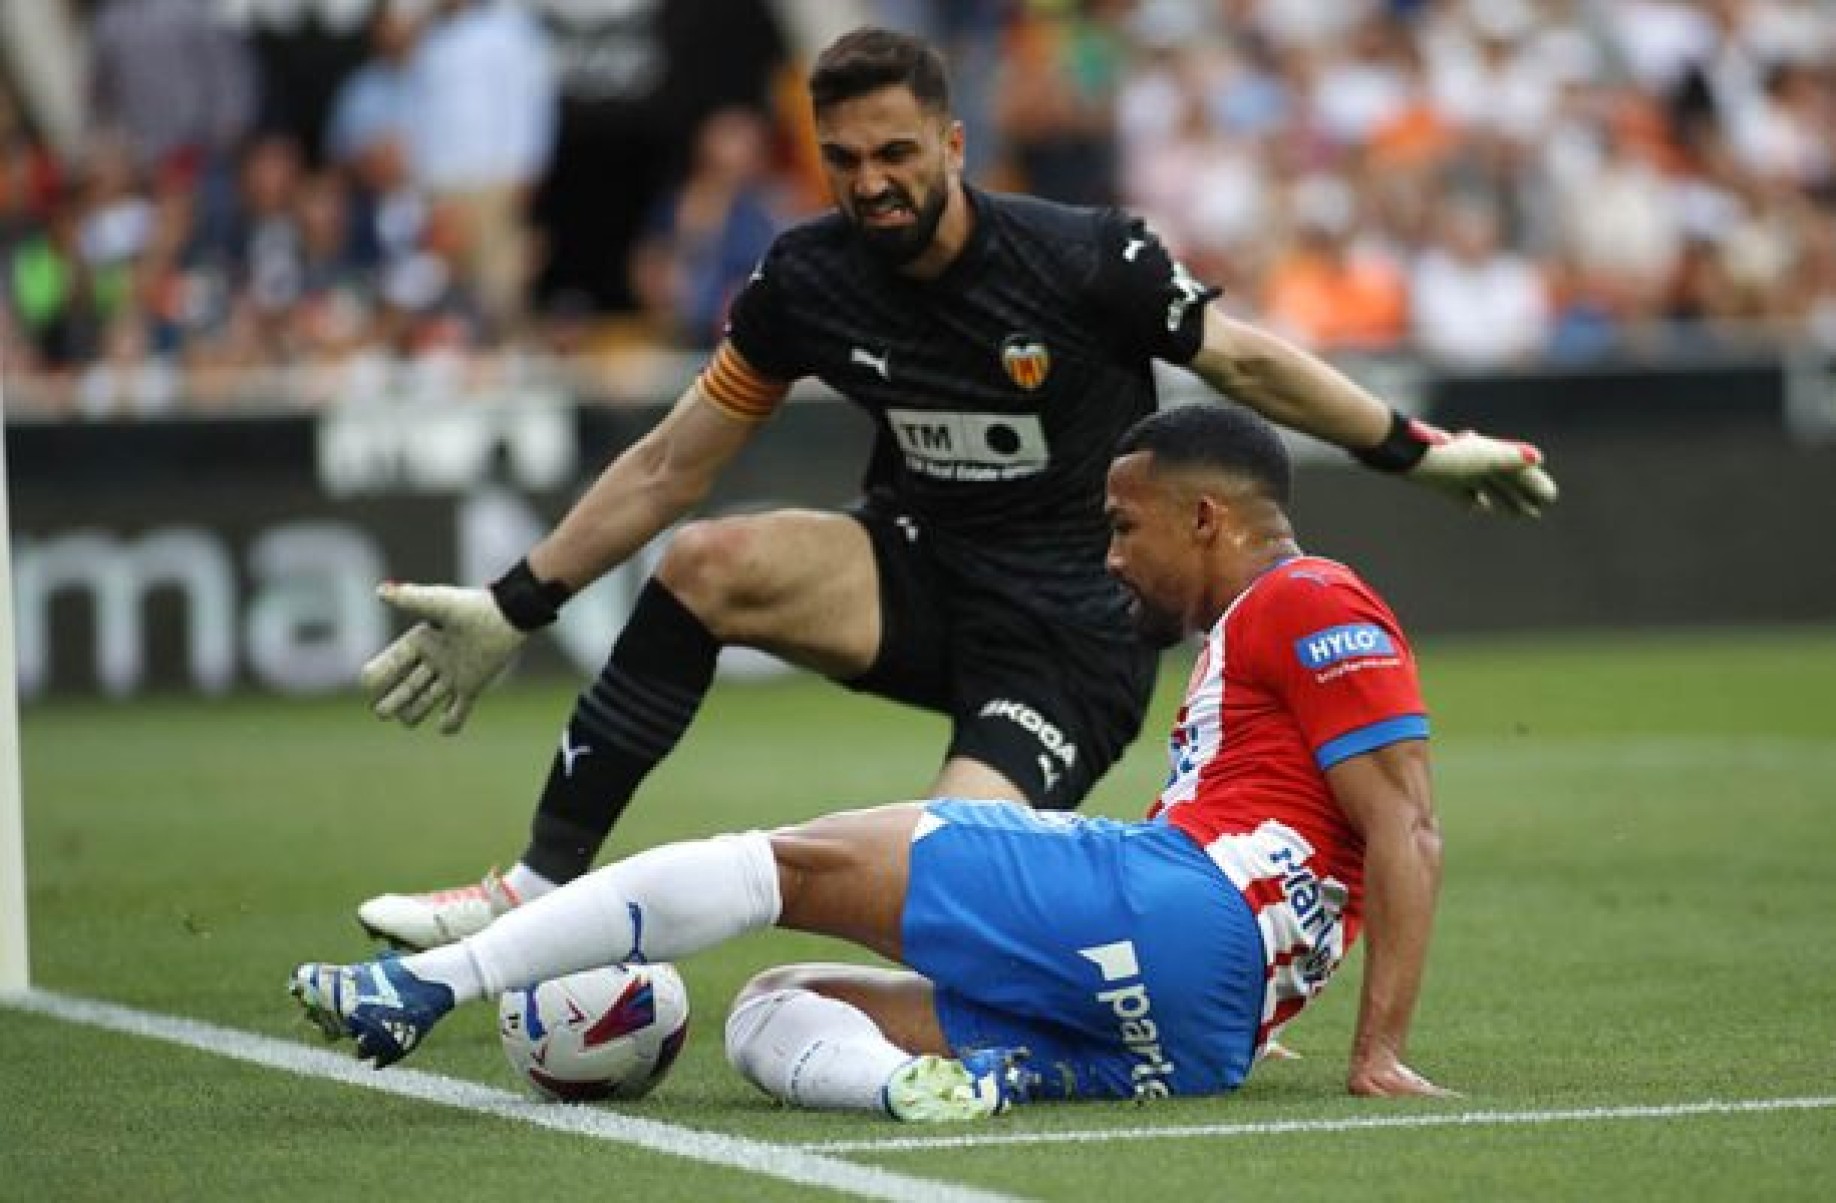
top-left (5, 628), bottom-right (1835, 1200)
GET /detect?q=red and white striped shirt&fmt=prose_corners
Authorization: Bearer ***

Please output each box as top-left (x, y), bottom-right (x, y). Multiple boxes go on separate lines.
top-left (1150, 556), bottom-right (1428, 1051)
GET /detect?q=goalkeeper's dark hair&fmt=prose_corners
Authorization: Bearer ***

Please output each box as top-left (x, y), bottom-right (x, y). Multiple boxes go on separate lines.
top-left (1116, 404), bottom-right (1292, 505)
top-left (809, 28), bottom-right (951, 115)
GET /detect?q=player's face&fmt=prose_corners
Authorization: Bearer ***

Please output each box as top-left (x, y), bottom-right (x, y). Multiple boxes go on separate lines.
top-left (1104, 453), bottom-right (1199, 649)
top-left (815, 86), bottom-right (963, 266)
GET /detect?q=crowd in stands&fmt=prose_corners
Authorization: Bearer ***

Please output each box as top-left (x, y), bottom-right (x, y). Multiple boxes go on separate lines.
top-left (3, 0), bottom-right (1835, 418)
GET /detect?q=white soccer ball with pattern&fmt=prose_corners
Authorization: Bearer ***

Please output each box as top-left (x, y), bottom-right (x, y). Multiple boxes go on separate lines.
top-left (497, 964), bottom-right (690, 1102)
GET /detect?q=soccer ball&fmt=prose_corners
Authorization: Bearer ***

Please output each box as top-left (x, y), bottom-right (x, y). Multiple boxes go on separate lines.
top-left (497, 964), bottom-right (691, 1102)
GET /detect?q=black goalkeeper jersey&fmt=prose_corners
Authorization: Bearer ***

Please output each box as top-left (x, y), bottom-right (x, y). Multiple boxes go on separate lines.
top-left (724, 187), bottom-right (1219, 639)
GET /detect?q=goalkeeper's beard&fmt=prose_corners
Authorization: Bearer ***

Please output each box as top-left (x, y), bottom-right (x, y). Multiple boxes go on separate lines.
top-left (846, 176), bottom-right (949, 267)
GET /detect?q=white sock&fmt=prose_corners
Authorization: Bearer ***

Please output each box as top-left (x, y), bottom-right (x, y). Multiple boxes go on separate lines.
top-left (502, 862), bottom-right (558, 903)
top-left (725, 988), bottom-right (914, 1113)
top-left (406, 831), bottom-right (781, 1003)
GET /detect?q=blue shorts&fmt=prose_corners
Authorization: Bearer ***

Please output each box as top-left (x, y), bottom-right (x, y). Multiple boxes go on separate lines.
top-left (902, 800), bottom-right (1266, 1100)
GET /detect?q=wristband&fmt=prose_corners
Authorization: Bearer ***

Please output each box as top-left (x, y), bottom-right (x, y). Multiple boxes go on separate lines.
top-left (490, 558), bottom-right (573, 631)
top-left (1350, 409), bottom-right (1431, 473)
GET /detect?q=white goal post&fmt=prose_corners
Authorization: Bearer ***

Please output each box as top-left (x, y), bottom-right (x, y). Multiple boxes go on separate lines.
top-left (0, 381), bottom-right (27, 995)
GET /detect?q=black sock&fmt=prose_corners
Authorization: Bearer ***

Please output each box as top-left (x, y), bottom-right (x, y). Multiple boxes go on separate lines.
top-left (520, 580), bottom-right (719, 883)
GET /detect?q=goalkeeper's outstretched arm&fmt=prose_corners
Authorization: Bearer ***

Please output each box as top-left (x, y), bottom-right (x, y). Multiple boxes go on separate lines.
top-left (1187, 308), bottom-right (1558, 517)
top-left (359, 378), bottom-right (763, 734)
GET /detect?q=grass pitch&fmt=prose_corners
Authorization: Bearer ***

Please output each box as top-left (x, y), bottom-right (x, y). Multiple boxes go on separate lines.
top-left (5, 628), bottom-right (1835, 1201)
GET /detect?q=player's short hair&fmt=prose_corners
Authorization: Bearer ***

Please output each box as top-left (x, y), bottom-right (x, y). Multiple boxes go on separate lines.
top-left (809, 27), bottom-right (951, 115)
top-left (1116, 404), bottom-right (1292, 505)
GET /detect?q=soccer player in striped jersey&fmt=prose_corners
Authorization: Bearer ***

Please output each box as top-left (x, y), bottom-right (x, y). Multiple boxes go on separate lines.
top-left (293, 403), bottom-right (1449, 1113)
top-left (350, 27), bottom-right (1551, 953)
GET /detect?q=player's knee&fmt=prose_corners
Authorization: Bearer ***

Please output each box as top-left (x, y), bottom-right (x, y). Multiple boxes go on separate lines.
top-left (731, 964), bottom-right (828, 1012)
top-left (655, 518), bottom-right (760, 630)
top-left (724, 986), bottom-right (794, 1086)
top-left (724, 972), bottom-right (835, 1089)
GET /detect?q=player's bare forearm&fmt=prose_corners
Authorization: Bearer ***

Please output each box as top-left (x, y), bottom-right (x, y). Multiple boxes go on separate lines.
top-left (1187, 309), bottom-right (1392, 451)
top-left (527, 386), bottom-right (756, 590)
top-left (1326, 742), bottom-right (1453, 1098)
top-left (1349, 805), bottom-right (1443, 1092)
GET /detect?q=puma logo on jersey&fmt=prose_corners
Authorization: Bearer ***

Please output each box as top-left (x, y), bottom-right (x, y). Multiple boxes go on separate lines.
top-left (1123, 237), bottom-right (1145, 261)
top-left (850, 346), bottom-right (891, 380)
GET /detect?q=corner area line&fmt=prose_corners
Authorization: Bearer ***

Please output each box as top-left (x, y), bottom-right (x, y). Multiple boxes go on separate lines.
top-left (800, 1095), bottom-right (1836, 1154)
top-left (5, 989), bottom-right (1028, 1203)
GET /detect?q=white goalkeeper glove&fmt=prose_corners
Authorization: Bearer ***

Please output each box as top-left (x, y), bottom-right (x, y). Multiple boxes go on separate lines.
top-left (359, 560), bottom-right (570, 735)
top-left (1354, 412), bottom-right (1558, 517)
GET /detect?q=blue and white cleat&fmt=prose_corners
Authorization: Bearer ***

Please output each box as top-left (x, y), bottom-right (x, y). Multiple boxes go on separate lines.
top-left (288, 954), bottom-right (454, 1068)
top-left (883, 1047), bottom-right (1037, 1122)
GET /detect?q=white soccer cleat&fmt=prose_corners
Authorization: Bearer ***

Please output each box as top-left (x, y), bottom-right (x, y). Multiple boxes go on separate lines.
top-left (356, 871), bottom-right (521, 950)
top-left (883, 1048), bottom-right (1035, 1122)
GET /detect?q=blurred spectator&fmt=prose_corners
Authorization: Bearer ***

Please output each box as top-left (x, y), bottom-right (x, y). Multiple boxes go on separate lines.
top-left (1550, 98), bottom-right (1684, 321)
top-left (530, 0), bottom-right (789, 317)
top-left (404, 0), bottom-right (558, 336)
top-left (229, 134), bottom-right (309, 327)
top-left (234, 0), bottom-right (373, 159)
top-left (1410, 197), bottom-right (1550, 367)
top-left (88, 0), bottom-right (258, 175)
top-left (6, 197), bottom-right (99, 372)
top-left (993, 1), bottom-right (1127, 204)
top-left (1260, 213), bottom-right (1409, 353)
top-left (325, 1), bottom-right (424, 172)
top-left (1121, 68), bottom-right (1272, 293)
top-left (136, 166), bottom-right (208, 353)
top-left (323, 0), bottom-right (440, 346)
top-left (1422, 2), bottom-right (1570, 144)
top-left (1744, 0), bottom-right (1836, 67)
top-left (1310, 15), bottom-right (1416, 148)
top-left (628, 108), bottom-right (784, 349)
top-left (291, 173), bottom-right (368, 321)
top-left (1542, 251), bottom-right (1622, 362)
top-left (1604, 0), bottom-right (1719, 98)
top-left (0, 88), bottom-right (60, 251)
top-left (1715, 178), bottom-right (1812, 330)
top-left (1244, 0), bottom-right (1376, 53)
top-left (1727, 62), bottom-right (1833, 190)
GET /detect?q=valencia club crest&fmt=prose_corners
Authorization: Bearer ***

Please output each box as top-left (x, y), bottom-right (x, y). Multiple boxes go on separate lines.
top-left (1001, 333), bottom-right (1051, 391)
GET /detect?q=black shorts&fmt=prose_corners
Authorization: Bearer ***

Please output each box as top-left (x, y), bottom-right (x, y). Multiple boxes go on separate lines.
top-left (841, 500), bottom-right (1158, 810)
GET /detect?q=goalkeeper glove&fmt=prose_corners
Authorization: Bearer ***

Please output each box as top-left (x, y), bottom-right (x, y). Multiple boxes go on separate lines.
top-left (1353, 411), bottom-right (1558, 517)
top-left (359, 559), bottom-right (570, 735)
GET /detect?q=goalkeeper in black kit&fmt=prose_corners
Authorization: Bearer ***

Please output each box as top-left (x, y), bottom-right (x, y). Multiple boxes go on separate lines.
top-left (349, 27), bottom-right (1556, 950)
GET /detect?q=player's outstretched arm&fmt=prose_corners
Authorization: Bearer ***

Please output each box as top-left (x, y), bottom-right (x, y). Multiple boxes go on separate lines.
top-left (1186, 310), bottom-right (1558, 517)
top-left (1325, 738), bottom-right (1457, 1099)
top-left (361, 380), bottom-right (762, 734)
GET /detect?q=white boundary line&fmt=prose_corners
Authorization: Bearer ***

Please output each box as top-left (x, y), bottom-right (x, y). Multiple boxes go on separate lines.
top-left (5, 990), bottom-right (1028, 1203)
top-left (801, 1095), bottom-right (1836, 1154)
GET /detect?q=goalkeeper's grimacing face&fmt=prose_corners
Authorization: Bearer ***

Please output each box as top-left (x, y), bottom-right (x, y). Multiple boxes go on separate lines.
top-left (815, 85), bottom-right (963, 267)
